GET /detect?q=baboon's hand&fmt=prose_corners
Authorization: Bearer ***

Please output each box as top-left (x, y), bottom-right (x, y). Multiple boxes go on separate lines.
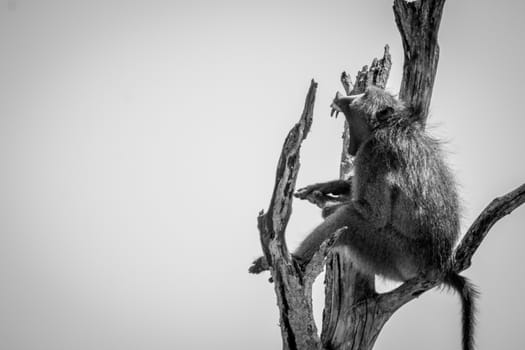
top-left (248, 256), bottom-right (269, 274)
top-left (296, 180), bottom-right (352, 209)
top-left (295, 184), bottom-right (325, 200)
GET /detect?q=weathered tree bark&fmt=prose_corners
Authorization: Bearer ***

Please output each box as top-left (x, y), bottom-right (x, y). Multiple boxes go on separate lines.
top-left (394, 0), bottom-right (446, 126)
top-left (258, 79), bottom-right (318, 350)
top-left (251, 1), bottom-right (525, 349)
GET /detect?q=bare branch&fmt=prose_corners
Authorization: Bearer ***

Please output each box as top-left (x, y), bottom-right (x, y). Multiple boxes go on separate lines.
top-left (394, 0), bottom-right (446, 124)
top-left (340, 72), bottom-right (353, 96)
top-left (453, 183), bottom-right (525, 272)
top-left (377, 275), bottom-right (441, 312)
top-left (254, 80), bottom-right (321, 350)
top-left (258, 79), bottom-right (317, 266)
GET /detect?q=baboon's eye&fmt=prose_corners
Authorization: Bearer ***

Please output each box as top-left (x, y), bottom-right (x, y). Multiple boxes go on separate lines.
top-left (376, 107), bottom-right (395, 122)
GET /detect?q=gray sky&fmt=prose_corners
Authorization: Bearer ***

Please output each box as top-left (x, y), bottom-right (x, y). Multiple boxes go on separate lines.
top-left (1, 0), bottom-right (524, 349)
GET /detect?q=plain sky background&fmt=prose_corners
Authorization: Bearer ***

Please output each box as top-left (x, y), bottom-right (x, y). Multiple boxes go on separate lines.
top-left (1, 0), bottom-right (524, 349)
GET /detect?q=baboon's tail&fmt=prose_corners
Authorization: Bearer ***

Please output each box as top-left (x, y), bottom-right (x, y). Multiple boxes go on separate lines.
top-left (444, 271), bottom-right (479, 350)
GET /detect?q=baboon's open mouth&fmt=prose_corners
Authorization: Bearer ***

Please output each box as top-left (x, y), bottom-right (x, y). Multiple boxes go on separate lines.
top-left (330, 103), bottom-right (343, 118)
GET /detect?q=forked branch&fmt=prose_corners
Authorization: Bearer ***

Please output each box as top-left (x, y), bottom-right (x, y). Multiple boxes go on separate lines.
top-left (254, 80), bottom-right (323, 350)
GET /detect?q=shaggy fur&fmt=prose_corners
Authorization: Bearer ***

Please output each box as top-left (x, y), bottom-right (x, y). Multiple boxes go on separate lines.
top-left (294, 86), bottom-right (477, 350)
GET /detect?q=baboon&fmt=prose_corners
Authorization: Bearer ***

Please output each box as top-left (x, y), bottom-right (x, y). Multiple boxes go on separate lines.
top-left (251, 86), bottom-right (477, 350)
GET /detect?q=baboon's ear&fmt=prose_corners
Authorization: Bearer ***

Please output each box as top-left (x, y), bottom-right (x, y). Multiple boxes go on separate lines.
top-left (376, 106), bottom-right (395, 123)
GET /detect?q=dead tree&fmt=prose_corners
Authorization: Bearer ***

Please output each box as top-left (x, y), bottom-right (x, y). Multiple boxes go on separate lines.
top-left (250, 1), bottom-right (525, 349)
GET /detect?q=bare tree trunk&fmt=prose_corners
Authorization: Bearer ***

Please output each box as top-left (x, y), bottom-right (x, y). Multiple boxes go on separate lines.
top-left (251, 1), bottom-right (525, 349)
